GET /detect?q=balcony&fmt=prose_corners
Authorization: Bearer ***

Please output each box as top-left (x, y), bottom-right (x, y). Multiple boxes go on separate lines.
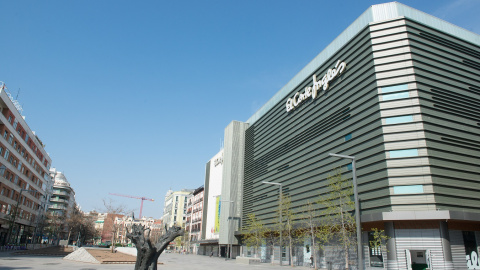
top-left (50, 198), bottom-right (68, 203)
top-left (53, 190), bottom-right (70, 196)
top-left (49, 204), bottom-right (67, 210)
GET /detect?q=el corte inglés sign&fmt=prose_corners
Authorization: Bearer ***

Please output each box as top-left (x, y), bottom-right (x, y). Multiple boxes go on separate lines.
top-left (286, 60), bottom-right (346, 112)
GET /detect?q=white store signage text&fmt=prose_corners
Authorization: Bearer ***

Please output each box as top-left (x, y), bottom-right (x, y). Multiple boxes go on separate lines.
top-left (286, 60), bottom-right (347, 112)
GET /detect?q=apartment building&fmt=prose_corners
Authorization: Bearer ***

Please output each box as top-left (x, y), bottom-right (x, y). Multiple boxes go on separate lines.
top-left (113, 215), bottom-right (162, 246)
top-left (0, 82), bottom-right (52, 245)
top-left (162, 189), bottom-right (193, 228)
top-left (186, 185), bottom-right (204, 254)
top-left (47, 169), bottom-right (76, 240)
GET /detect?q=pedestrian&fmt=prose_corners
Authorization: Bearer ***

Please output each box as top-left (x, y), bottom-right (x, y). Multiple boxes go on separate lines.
top-left (310, 255), bottom-right (314, 268)
top-left (210, 251), bottom-right (213, 257)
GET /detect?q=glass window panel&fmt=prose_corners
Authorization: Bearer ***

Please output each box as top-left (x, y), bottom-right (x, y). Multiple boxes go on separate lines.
top-left (345, 133), bottom-right (353, 141)
top-left (389, 149), bottom-right (419, 158)
top-left (381, 84), bottom-right (408, 93)
top-left (385, 115), bottom-right (414, 124)
top-left (382, 91), bottom-right (410, 101)
top-left (346, 163), bottom-right (353, 171)
top-left (393, 185), bottom-right (424, 194)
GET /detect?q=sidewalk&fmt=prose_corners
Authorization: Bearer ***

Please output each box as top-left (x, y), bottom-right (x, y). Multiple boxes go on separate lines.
top-left (0, 250), bottom-right (314, 270)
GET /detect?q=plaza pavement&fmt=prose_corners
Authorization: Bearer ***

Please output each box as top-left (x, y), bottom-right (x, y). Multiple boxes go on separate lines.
top-left (0, 251), bottom-right (313, 270)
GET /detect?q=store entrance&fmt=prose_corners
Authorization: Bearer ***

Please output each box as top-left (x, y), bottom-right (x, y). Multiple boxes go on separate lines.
top-left (406, 250), bottom-right (429, 270)
top-left (220, 246), bottom-right (227, 258)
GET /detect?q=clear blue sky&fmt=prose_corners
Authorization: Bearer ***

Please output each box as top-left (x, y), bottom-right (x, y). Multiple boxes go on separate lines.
top-left (1, 0), bottom-right (478, 218)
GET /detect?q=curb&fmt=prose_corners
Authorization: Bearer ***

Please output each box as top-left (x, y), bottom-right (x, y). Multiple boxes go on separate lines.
top-left (13, 253), bottom-right (69, 256)
top-left (101, 261), bottom-right (136, 264)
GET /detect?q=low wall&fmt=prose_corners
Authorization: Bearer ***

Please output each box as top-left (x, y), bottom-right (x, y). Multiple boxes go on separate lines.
top-left (115, 247), bottom-right (137, 256)
top-left (236, 256), bottom-right (260, 265)
top-left (26, 244), bottom-right (51, 250)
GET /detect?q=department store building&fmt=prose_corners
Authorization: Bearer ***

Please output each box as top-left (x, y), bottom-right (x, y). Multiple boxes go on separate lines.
top-left (211, 2), bottom-right (480, 269)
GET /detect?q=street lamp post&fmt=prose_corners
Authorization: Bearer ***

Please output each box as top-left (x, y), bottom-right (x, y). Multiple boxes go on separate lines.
top-left (328, 153), bottom-right (363, 270)
top-left (221, 200), bottom-right (234, 260)
top-left (7, 188), bottom-right (43, 244)
top-left (262, 181), bottom-right (282, 266)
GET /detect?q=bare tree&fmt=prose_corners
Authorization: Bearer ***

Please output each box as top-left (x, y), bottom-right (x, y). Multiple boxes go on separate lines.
top-left (44, 211), bottom-right (65, 244)
top-left (369, 228), bottom-right (389, 266)
top-left (264, 225), bottom-right (280, 265)
top-left (298, 201), bottom-right (321, 269)
top-left (242, 213), bottom-right (265, 258)
top-left (102, 199), bottom-right (127, 252)
top-left (127, 224), bottom-right (183, 270)
top-left (319, 168), bottom-right (356, 270)
top-left (279, 194), bottom-right (296, 266)
top-left (66, 204), bottom-right (83, 244)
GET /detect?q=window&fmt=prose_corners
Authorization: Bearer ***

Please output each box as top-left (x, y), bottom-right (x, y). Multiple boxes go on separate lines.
top-left (385, 115), bottom-right (413, 124)
top-left (3, 131), bottom-right (7, 139)
top-left (389, 149), bottom-right (419, 158)
top-left (368, 231), bottom-right (384, 267)
top-left (346, 163), bottom-right (353, 171)
top-left (7, 116), bottom-right (12, 123)
top-left (345, 133), bottom-right (352, 141)
top-left (4, 149), bottom-right (9, 159)
top-left (463, 231), bottom-right (478, 263)
top-left (393, 185), bottom-right (423, 194)
top-left (13, 120), bottom-right (18, 129)
top-left (381, 84), bottom-right (408, 93)
top-left (382, 91), bottom-right (410, 101)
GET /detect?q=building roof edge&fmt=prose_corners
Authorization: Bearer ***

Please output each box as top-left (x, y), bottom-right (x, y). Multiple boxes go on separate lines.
top-left (245, 2), bottom-right (480, 125)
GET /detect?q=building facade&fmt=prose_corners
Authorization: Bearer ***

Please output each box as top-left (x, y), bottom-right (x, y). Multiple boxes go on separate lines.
top-left (47, 169), bottom-right (76, 241)
top-left (48, 170), bottom-right (75, 217)
top-left (186, 185), bottom-right (204, 254)
top-left (162, 189), bottom-right (193, 228)
top-left (198, 149), bottom-right (224, 256)
top-left (0, 82), bottom-right (52, 245)
top-left (113, 215), bottom-right (162, 246)
top-left (211, 2), bottom-right (480, 270)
